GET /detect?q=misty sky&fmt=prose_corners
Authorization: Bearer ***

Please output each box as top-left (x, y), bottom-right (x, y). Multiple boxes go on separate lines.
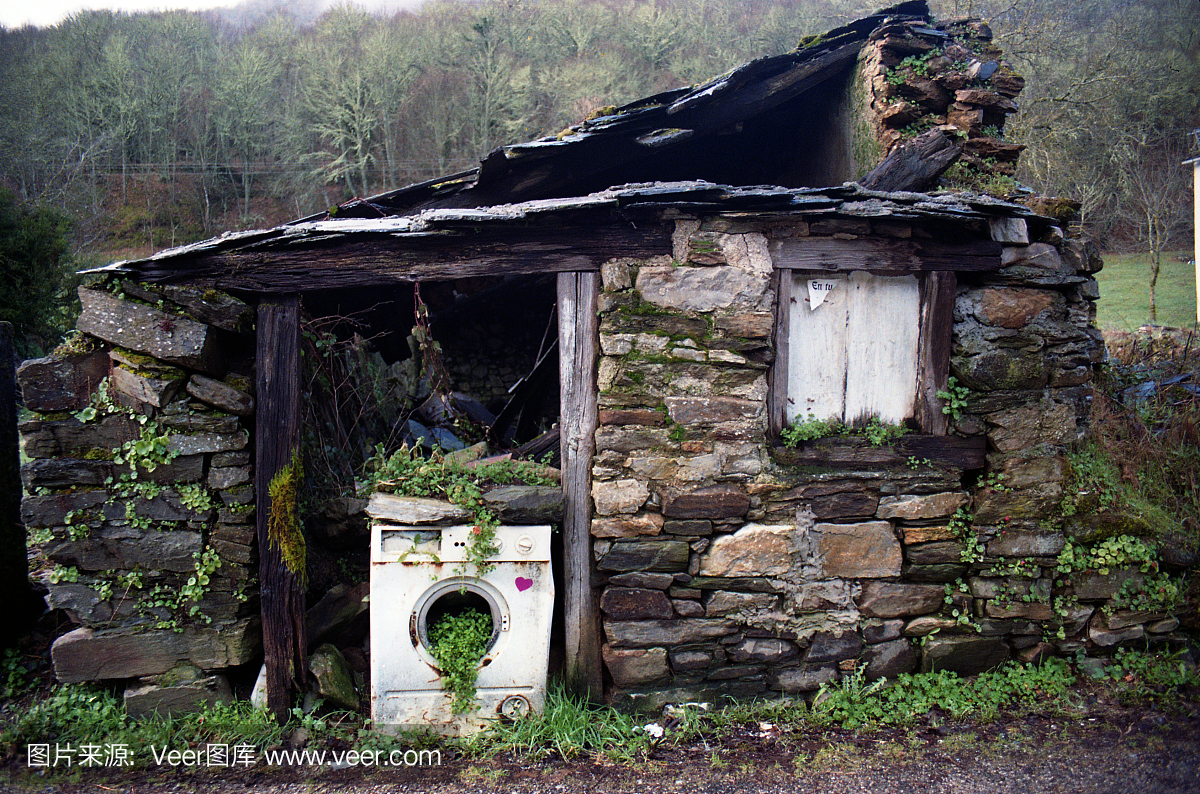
top-left (0, 0), bottom-right (424, 29)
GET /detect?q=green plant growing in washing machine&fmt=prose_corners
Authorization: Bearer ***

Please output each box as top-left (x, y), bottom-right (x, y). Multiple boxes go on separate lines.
top-left (428, 607), bottom-right (493, 714)
top-left (361, 443), bottom-right (556, 576)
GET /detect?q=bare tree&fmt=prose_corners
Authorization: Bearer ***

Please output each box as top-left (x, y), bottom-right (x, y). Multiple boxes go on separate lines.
top-left (1114, 129), bottom-right (1192, 323)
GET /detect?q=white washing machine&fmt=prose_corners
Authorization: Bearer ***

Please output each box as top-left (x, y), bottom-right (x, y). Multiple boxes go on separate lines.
top-left (370, 522), bottom-right (554, 735)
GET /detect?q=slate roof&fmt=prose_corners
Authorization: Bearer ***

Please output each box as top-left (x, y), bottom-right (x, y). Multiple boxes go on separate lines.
top-left (91, 0), bottom-right (1052, 286)
top-left (93, 180), bottom-right (1044, 285)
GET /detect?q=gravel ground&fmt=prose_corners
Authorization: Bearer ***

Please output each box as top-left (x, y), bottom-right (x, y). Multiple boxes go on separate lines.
top-left (4, 702), bottom-right (1198, 794)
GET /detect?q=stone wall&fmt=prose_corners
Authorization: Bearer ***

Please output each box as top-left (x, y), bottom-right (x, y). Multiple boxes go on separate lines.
top-left (591, 204), bottom-right (1184, 710)
top-left (858, 15), bottom-right (1026, 185)
top-left (19, 283), bottom-right (260, 714)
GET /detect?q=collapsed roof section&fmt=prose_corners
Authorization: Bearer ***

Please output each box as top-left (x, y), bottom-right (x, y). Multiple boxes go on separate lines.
top-left (301, 0), bottom-right (937, 219)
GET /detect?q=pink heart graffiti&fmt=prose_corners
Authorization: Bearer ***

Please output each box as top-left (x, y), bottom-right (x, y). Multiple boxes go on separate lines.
top-left (515, 577), bottom-right (533, 592)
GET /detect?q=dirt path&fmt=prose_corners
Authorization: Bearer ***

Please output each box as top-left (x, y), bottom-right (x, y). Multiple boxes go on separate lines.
top-left (5, 705), bottom-right (1199, 794)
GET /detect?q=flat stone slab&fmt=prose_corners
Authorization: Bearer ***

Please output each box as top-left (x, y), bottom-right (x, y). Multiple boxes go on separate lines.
top-left (22, 490), bottom-right (109, 528)
top-left (594, 478), bottom-right (649, 516)
top-left (23, 458), bottom-right (113, 489)
top-left (665, 396), bottom-right (761, 424)
top-left (124, 669), bottom-right (233, 719)
top-left (921, 635), bottom-right (1010, 675)
top-left (876, 492), bottom-right (969, 520)
top-left (816, 521), bottom-right (902, 578)
top-left (663, 485), bottom-right (751, 520)
top-left (806, 629), bottom-right (863, 663)
top-left (598, 539), bottom-right (690, 573)
top-left (636, 264), bottom-right (770, 313)
top-left (705, 591), bottom-right (778, 617)
top-left (1070, 569), bottom-right (1145, 601)
top-left (166, 431), bottom-right (249, 456)
top-left (602, 646), bottom-right (670, 688)
top-left (77, 288), bottom-right (226, 375)
top-left (857, 581), bottom-right (945, 618)
top-left (601, 587), bottom-right (674, 620)
top-left (157, 283), bottom-right (253, 334)
top-left (17, 350), bottom-right (110, 412)
top-left (700, 524), bottom-right (794, 577)
top-left (603, 618), bottom-right (737, 648)
top-left (20, 414), bottom-right (142, 459)
top-left (366, 493), bottom-right (472, 524)
top-left (186, 374), bottom-right (255, 416)
top-left (45, 525), bottom-right (203, 573)
top-left (863, 638), bottom-right (918, 680)
top-left (481, 486), bottom-right (564, 524)
top-left (592, 513), bottom-right (663, 538)
top-left (728, 637), bottom-right (799, 663)
top-left (111, 365), bottom-right (185, 409)
top-left (52, 619), bottom-right (260, 682)
top-left (987, 529), bottom-right (1065, 557)
top-left (768, 664), bottom-right (839, 693)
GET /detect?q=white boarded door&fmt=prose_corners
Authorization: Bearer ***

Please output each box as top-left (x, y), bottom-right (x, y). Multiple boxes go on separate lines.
top-left (786, 271), bottom-right (920, 426)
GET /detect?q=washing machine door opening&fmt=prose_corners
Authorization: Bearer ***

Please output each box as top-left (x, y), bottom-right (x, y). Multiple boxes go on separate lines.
top-left (412, 578), bottom-right (510, 669)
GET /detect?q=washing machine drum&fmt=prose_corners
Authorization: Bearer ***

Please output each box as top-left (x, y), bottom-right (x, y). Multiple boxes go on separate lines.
top-left (410, 577), bottom-right (510, 668)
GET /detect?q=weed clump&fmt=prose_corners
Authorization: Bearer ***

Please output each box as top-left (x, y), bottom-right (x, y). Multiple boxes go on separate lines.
top-left (429, 608), bottom-right (493, 715)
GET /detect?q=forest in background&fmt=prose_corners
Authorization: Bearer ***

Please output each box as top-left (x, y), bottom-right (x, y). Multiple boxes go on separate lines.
top-left (0, 0), bottom-right (1196, 350)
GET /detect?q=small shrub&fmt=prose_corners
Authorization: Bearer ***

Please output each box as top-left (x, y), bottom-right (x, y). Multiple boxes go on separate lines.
top-left (1105, 647), bottom-right (1200, 705)
top-left (429, 607), bottom-right (493, 715)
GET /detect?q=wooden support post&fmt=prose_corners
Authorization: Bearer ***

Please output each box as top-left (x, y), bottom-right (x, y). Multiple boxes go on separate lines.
top-left (557, 272), bottom-right (602, 699)
top-left (915, 271), bottom-right (956, 435)
top-left (1192, 156), bottom-right (1200, 326)
top-left (255, 296), bottom-right (307, 723)
top-left (767, 270), bottom-right (790, 436)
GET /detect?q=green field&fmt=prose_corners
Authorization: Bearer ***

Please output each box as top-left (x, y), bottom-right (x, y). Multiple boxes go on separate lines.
top-left (1095, 250), bottom-right (1198, 331)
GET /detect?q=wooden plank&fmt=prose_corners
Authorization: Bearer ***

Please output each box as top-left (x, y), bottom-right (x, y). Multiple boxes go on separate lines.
top-left (767, 270), bottom-right (789, 436)
top-left (137, 224), bottom-right (672, 291)
top-left (774, 434), bottom-right (986, 471)
top-left (557, 272), bottom-right (603, 699)
top-left (858, 129), bottom-right (962, 192)
top-left (255, 296), bottom-right (307, 723)
top-left (843, 272), bottom-right (920, 425)
top-left (915, 271), bottom-right (956, 434)
top-left (676, 43), bottom-right (863, 132)
top-left (786, 271), bottom-right (848, 424)
top-left (770, 237), bottom-right (1001, 274)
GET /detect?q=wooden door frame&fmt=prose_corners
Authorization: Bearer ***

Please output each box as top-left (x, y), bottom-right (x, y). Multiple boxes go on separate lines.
top-left (557, 271), bottom-right (604, 698)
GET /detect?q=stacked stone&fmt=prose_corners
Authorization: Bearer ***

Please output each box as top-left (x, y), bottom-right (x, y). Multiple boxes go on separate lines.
top-left (860, 17), bottom-right (1026, 179)
top-left (951, 225), bottom-right (1184, 661)
top-left (591, 202), bottom-right (1143, 711)
top-left (19, 283), bottom-right (259, 715)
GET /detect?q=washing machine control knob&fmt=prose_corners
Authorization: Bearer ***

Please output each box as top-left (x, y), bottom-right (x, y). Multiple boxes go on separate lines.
top-left (500, 694), bottom-right (532, 721)
top-left (515, 535), bottom-right (535, 554)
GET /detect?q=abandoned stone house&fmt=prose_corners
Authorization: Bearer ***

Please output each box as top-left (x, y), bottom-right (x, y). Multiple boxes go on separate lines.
top-left (17, 1), bottom-right (1182, 719)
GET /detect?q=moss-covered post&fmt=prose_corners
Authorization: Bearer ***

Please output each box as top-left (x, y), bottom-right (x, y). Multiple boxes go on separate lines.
top-left (255, 296), bottom-right (308, 723)
top-left (0, 321), bottom-right (35, 642)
